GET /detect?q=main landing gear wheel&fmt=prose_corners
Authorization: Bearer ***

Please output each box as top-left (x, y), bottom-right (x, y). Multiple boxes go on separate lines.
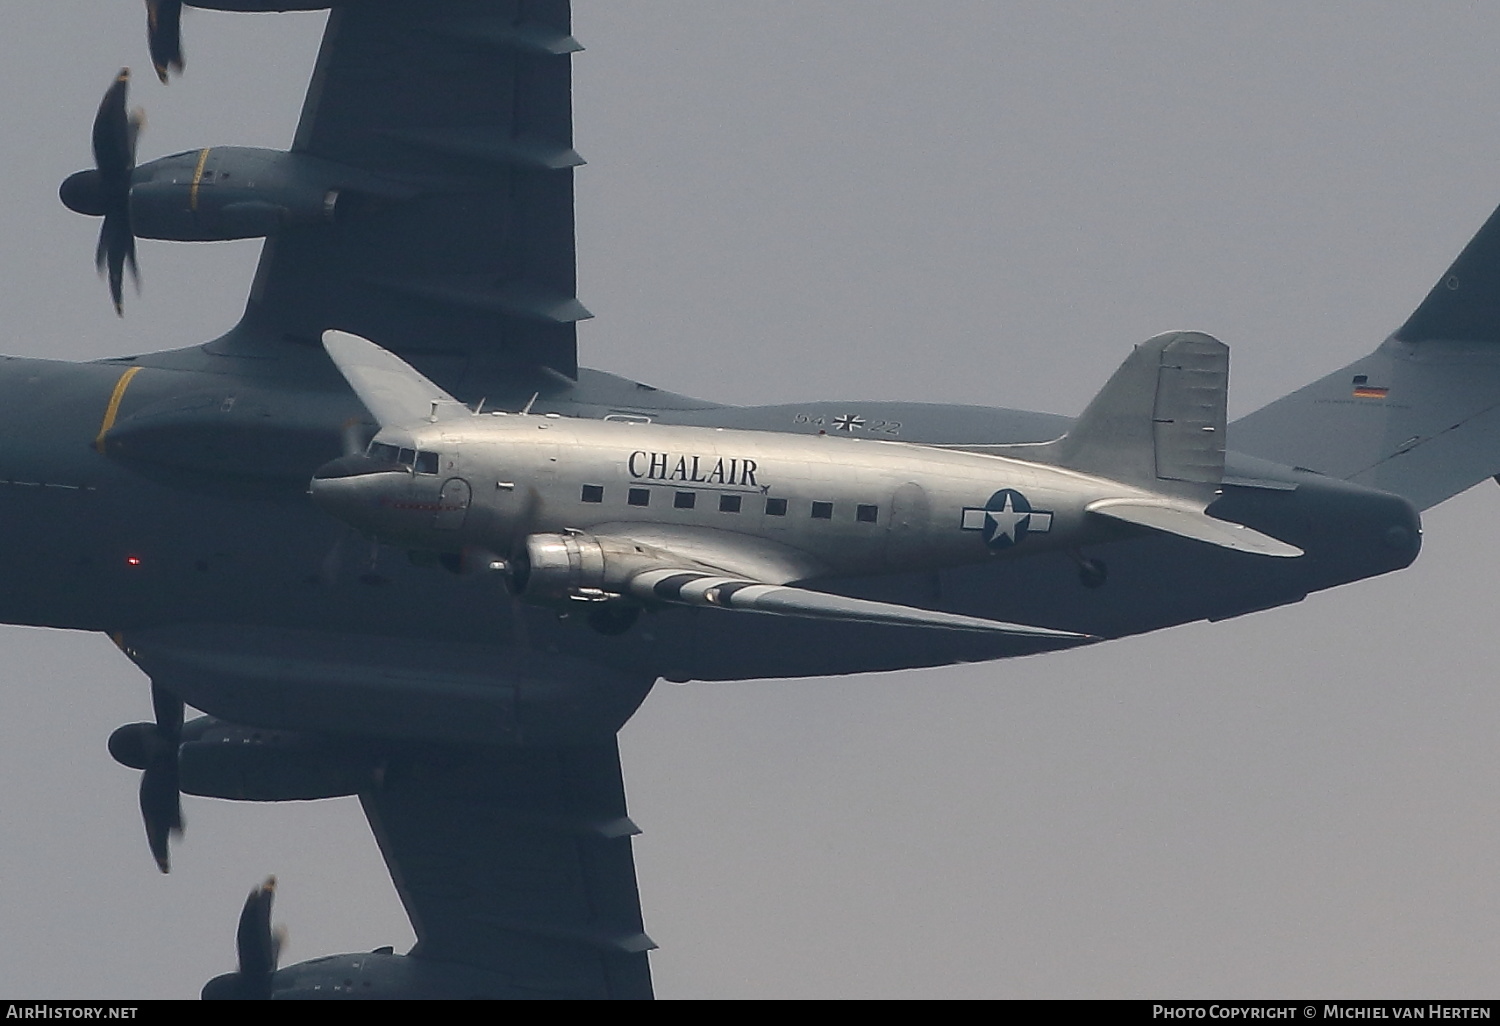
top-left (1075, 554), bottom-right (1108, 589)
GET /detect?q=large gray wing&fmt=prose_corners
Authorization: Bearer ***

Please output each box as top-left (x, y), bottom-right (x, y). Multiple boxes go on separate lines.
top-left (362, 739), bottom-right (655, 999)
top-left (239, 0), bottom-right (586, 377)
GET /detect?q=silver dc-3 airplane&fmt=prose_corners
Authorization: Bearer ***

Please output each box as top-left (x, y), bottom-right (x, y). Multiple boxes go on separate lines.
top-left (10, 0), bottom-right (1500, 1001)
top-left (310, 329), bottom-right (1301, 641)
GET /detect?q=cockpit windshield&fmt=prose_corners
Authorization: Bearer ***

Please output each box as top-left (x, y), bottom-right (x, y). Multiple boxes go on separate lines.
top-left (367, 441), bottom-right (440, 474)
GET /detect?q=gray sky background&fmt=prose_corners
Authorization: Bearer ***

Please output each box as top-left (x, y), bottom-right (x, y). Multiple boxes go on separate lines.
top-left (0, 1), bottom-right (1498, 999)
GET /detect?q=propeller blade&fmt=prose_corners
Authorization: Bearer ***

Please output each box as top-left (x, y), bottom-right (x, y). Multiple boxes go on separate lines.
top-left (139, 763), bottom-right (181, 873)
top-left (91, 70), bottom-right (136, 186)
top-left (96, 213), bottom-right (140, 317)
top-left (145, 2), bottom-right (185, 83)
top-left (77, 69), bottom-right (143, 315)
top-left (150, 679), bottom-right (183, 738)
top-left (339, 416), bottom-right (371, 459)
top-left (236, 877), bottom-right (280, 996)
top-left (139, 682), bottom-right (184, 872)
top-left (203, 877), bottom-right (282, 1000)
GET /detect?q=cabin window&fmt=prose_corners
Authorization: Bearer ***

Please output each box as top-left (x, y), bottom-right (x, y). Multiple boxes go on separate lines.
top-left (674, 491), bottom-right (696, 510)
top-left (811, 501), bottom-right (834, 520)
top-left (581, 484), bottom-right (604, 503)
top-left (765, 497), bottom-right (788, 516)
top-left (415, 451), bottom-right (439, 475)
top-left (719, 494), bottom-right (742, 513)
top-left (857, 504), bottom-right (879, 523)
top-left (628, 488), bottom-right (650, 507)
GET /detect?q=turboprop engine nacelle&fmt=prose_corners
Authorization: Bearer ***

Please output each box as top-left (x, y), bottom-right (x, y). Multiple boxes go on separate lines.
top-left (62, 146), bottom-right (342, 242)
top-left (127, 147), bottom-right (339, 241)
top-left (110, 716), bottom-right (381, 802)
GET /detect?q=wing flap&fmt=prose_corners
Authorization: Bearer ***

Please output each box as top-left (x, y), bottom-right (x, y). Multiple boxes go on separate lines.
top-left (626, 567), bottom-right (1090, 639)
top-left (1087, 498), bottom-right (1303, 557)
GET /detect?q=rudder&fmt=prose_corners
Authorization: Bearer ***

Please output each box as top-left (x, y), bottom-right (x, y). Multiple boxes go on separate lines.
top-left (1050, 330), bottom-right (1228, 493)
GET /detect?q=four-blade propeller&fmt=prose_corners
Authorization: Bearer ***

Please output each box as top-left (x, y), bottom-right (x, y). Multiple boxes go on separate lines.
top-left (58, 69), bottom-right (144, 316)
top-left (59, 9), bottom-right (189, 313)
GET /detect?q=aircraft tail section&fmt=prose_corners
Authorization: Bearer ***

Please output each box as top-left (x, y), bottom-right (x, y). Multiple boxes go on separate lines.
top-left (952, 331), bottom-right (1304, 555)
top-left (1051, 330), bottom-right (1229, 490)
top-left (966, 331), bottom-right (1229, 493)
top-left (1232, 200), bottom-right (1500, 512)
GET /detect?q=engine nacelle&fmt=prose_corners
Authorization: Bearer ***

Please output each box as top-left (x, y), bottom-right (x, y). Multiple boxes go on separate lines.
top-left (179, 718), bottom-right (380, 801)
top-left (108, 716), bottom-right (380, 802)
top-left (508, 532), bottom-right (609, 601)
top-left (127, 147), bottom-right (339, 241)
top-left (204, 949), bottom-right (535, 1000)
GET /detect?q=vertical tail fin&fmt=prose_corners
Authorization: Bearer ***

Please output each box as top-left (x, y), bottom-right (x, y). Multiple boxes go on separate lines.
top-left (1046, 330), bottom-right (1228, 492)
top-left (1232, 200), bottom-right (1500, 512)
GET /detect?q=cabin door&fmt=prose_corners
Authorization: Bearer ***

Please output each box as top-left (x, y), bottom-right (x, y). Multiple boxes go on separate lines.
top-left (435, 477), bottom-right (472, 530)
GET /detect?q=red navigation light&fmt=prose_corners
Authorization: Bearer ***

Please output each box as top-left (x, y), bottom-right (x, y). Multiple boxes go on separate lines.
top-left (125, 555), bottom-right (141, 567)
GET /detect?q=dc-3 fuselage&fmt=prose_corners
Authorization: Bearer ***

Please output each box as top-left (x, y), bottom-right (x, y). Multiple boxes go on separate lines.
top-left (324, 412), bottom-right (1108, 565)
top-left (310, 330), bottom-right (1299, 639)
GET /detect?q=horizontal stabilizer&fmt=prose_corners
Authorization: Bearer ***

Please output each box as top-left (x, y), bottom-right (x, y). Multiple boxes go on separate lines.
top-left (1086, 498), bottom-right (1302, 557)
top-left (322, 330), bottom-right (462, 427)
top-left (627, 568), bottom-right (1091, 639)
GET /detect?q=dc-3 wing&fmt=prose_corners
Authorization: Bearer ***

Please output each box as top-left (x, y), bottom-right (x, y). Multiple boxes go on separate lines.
top-left (606, 548), bottom-right (1085, 637)
top-left (321, 328), bottom-right (464, 425)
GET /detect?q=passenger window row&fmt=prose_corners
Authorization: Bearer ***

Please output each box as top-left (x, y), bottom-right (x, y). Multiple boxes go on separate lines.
top-left (583, 484), bottom-right (877, 523)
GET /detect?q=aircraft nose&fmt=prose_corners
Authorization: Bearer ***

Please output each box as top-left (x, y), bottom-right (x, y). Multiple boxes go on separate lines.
top-left (313, 453), bottom-right (386, 481)
top-left (309, 454), bottom-right (403, 527)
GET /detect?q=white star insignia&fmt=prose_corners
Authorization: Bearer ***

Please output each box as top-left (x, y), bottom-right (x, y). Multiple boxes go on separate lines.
top-left (984, 494), bottom-right (1029, 545)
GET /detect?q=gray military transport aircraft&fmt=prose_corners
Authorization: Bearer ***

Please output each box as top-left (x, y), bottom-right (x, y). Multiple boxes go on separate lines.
top-left (12, 0), bottom-right (1500, 1000)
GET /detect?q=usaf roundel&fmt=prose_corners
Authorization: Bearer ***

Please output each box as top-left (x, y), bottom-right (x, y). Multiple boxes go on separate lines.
top-left (960, 489), bottom-right (1054, 550)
